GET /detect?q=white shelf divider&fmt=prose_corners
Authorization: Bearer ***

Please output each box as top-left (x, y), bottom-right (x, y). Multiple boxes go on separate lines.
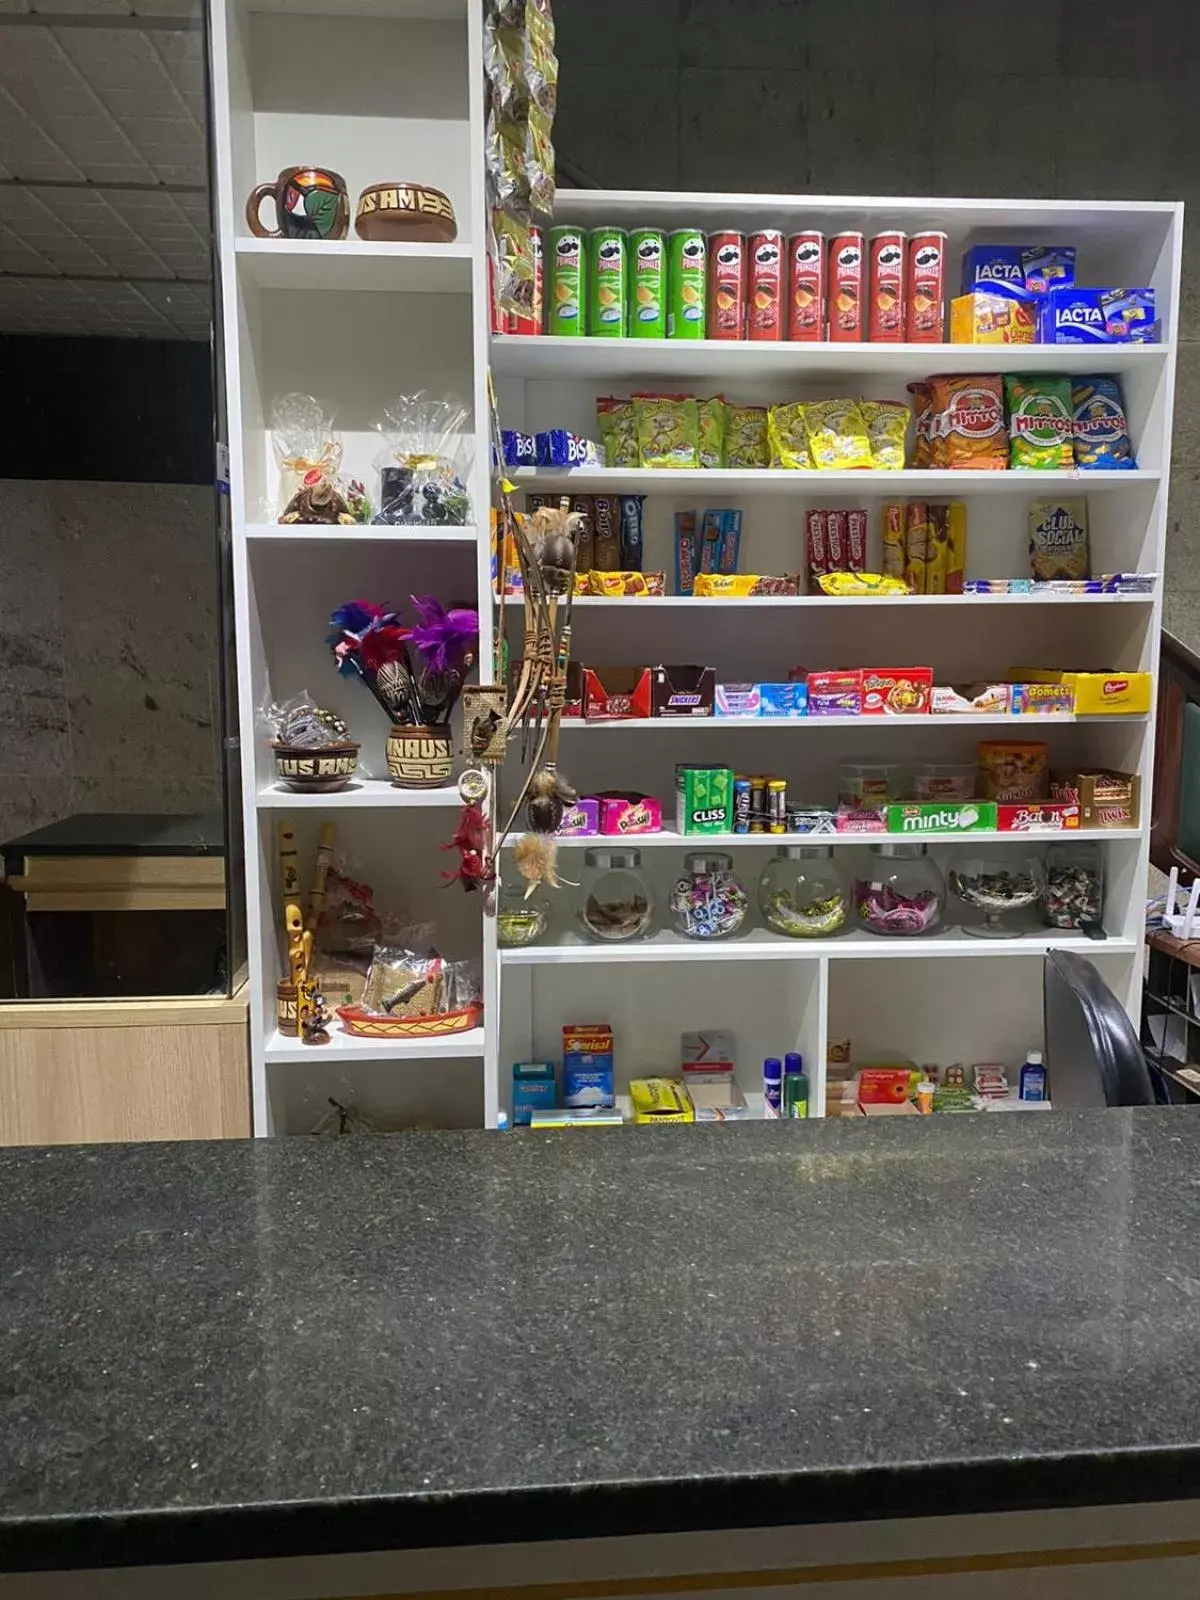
top-left (511, 467), bottom-right (1160, 496)
top-left (235, 237), bottom-right (474, 294)
top-left (257, 780), bottom-right (463, 809)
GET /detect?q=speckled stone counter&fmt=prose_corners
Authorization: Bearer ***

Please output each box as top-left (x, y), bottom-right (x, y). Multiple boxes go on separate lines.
top-left (3, 1111), bottom-right (1200, 1573)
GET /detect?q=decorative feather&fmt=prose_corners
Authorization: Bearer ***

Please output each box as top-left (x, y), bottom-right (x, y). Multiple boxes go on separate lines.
top-left (358, 624), bottom-right (412, 676)
top-left (409, 594), bottom-right (479, 676)
top-left (328, 600), bottom-right (393, 637)
top-left (512, 831), bottom-right (571, 893)
top-left (526, 766), bottom-right (577, 834)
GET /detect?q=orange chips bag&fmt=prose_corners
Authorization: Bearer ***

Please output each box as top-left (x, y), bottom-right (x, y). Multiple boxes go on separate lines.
top-left (928, 375), bottom-right (1007, 470)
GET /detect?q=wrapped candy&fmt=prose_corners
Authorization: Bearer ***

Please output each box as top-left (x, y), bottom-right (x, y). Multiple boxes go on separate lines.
top-left (270, 393), bottom-right (356, 524)
top-left (372, 392), bottom-right (471, 527)
top-left (484, 0), bottom-right (557, 318)
top-left (263, 690), bottom-right (350, 749)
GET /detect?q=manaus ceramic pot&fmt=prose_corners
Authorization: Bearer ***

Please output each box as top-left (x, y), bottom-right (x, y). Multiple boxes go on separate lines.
top-left (246, 167), bottom-right (350, 240)
top-left (386, 724), bottom-right (453, 789)
top-left (355, 182), bottom-right (457, 243)
top-left (272, 741), bottom-right (359, 793)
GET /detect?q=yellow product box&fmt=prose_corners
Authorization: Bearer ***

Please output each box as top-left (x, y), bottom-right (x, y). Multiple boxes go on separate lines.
top-left (950, 292), bottom-right (1036, 344)
top-left (1013, 669), bottom-right (1152, 716)
top-left (629, 1077), bottom-right (694, 1123)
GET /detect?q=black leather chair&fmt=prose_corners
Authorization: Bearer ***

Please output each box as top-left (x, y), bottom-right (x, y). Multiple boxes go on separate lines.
top-left (1043, 949), bottom-right (1158, 1107)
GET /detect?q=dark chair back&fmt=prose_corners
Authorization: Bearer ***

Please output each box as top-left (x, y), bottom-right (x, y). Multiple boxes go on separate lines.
top-left (1044, 950), bottom-right (1156, 1107)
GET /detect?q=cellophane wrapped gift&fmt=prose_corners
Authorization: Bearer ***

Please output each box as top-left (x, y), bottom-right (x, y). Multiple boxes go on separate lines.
top-left (372, 392), bottom-right (471, 526)
top-left (271, 393), bottom-right (360, 524)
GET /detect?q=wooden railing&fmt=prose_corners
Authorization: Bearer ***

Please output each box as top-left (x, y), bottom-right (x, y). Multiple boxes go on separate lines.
top-left (1151, 629), bottom-right (1200, 881)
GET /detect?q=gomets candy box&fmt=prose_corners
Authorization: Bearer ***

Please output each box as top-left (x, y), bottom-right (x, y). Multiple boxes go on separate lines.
top-left (1012, 670), bottom-right (1152, 716)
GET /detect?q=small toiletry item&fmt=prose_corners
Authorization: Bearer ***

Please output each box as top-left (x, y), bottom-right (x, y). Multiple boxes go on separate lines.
top-left (512, 1061), bottom-right (557, 1126)
top-left (764, 1056), bottom-right (783, 1118)
top-left (1019, 1050), bottom-right (1047, 1102)
top-left (784, 1056), bottom-right (809, 1118)
top-left (562, 1023), bottom-right (615, 1108)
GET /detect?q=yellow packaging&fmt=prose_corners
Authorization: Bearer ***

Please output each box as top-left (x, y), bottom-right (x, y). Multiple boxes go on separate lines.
top-left (693, 573), bottom-right (759, 597)
top-left (629, 1077), bottom-right (695, 1123)
top-left (926, 504), bottom-right (949, 595)
top-left (767, 402), bottom-right (812, 469)
top-left (858, 399), bottom-right (909, 470)
top-left (950, 291), bottom-right (1036, 344)
top-left (802, 398), bottom-right (873, 470)
top-left (586, 571), bottom-right (666, 596)
top-left (1011, 670), bottom-right (1152, 717)
top-left (881, 503), bottom-right (904, 580)
top-left (904, 501), bottom-right (932, 595)
top-left (946, 502), bottom-right (967, 593)
top-left (818, 572), bottom-right (908, 596)
top-left (490, 507), bottom-right (522, 595)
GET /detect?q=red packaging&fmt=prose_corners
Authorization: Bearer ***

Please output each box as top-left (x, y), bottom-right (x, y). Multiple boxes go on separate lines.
top-left (805, 669), bottom-right (862, 716)
top-left (828, 231), bottom-right (864, 341)
top-left (868, 231), bottom-right (906, 342)
top-left (747, 230), bottom-right (784, 341)
top-left (860, 667), bottom-right (934, 716)
top-left (512, 225), bottom-right (543, 336)
top-left (846, 508), bottom-right (868, 572)
top-left (805, 508), bottom-right (828, 585)
top-left (581, 666), bottom-right (653, 721)
top-left (787, 231), bottom-right (825, 341)
top-left (997, 802), bottom-right (1082, 832)
top-left (707, 231), bottom-right (746, 339)
top-left (906, 231), bottom-right (948, 342)
top-left (825, 509), bottom-right (848, 569)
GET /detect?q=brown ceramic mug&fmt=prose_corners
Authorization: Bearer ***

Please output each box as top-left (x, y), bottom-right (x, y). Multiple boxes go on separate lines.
top-left (246, 167), bottom-right (350, 241)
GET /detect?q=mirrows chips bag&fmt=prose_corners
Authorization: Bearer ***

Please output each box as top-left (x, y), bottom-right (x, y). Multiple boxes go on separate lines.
top-left (1005, 374), bottom-right (1074, 470)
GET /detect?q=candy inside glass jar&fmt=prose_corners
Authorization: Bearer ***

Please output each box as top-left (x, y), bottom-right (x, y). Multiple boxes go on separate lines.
top-left (669, 851), bottom-right (748, 941)
top-left (838, 759), bottom-right (907, 811)
top-left (578, 847), bottom-right (653, 943)
top-left (1044, 841), bottom-right (1104, 929)
top-left (496, 881), bottom-right (549, 948)
top-left (853, 842), bottom-right (944, 936)
top-left (949, 854), bottom-right (1045, 938)
top-left (758, 844), bottom-right (847, 938)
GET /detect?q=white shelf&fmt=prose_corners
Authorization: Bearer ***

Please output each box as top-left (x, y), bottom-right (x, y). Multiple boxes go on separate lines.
top-left (245, 523), bottom-right (477, 543)
top-left (257, 779), bottom-right (462, 808)
top-left (265, 1026), bottom-right (485, 1065)
top-left (558, 713), bottom-right (1144, 729)
top-left (493, 335), bottom-right (1170, 384)
top-left (541, 593), bottom-right (1154, 610)
top-left (503, 828), bottom-right (1139, 850)
top-left (511, 467), bottom-right (1159, 496)
top-left (246, 0), bottom-right (464, 15)
top-left (235, 237), bottom-right (473, 294)
top-left (502, 928), bottom-right (1140, 965)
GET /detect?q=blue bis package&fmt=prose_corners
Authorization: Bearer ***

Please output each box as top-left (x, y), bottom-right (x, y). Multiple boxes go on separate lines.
top-left (1039, 286), bottom-right (1157, 344)
top-left (534, 429), bottom-right (603, 468)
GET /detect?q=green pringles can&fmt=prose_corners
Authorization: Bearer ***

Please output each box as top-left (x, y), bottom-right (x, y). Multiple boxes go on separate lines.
top-left (546, 225), bottom-right (586, 336)
top-left (668, 228), bottom-right (706, 338)
top-left (587, 226), bottom-right (627, 336)
top-left (628, 228), bottom-right (666, 338)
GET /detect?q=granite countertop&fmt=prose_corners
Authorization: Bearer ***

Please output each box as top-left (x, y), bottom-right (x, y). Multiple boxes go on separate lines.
top-left (3, 1111), bottom-right (1200, 1572)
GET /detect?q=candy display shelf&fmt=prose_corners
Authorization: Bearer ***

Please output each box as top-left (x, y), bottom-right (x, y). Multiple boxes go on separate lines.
top-left (492, 334), bottom-right (1170, 384)
top-left (209, 0), bottom-right (1182, 1135)
top-left (499, 827), bottom-right (1138, 849)
top-left (559, 713), bottom-right (1144, 729)
top-left (560, 593), bottom-right (1155, 609)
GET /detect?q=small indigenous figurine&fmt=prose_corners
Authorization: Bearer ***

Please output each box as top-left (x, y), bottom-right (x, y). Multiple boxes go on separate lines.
top-left (300, 987), bottom-right (332, 1046)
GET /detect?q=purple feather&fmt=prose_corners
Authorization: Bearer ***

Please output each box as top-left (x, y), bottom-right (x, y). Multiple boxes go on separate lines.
top-left (408, 594), bottom-right (479, 676)
top-left (328, 600), bottom-right (393, 637)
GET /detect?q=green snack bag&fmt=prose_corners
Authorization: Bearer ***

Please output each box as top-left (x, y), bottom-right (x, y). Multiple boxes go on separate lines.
top-left (725, 404), bottom-right (769, 469)
top-left (697, 396), bottom-right (727, 469)
top-left (596, 396), bottom-right (639, 468)
top-left (635, 394), bottom-right (699, 468)
top-left (1006, 374), bottom-right (1074, 470)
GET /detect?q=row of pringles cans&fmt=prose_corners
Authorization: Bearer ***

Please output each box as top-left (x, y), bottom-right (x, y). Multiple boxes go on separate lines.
top-left (489, 226), bottom-right (948, 343)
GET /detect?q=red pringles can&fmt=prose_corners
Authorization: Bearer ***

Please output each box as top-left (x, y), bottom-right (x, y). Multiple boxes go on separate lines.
top-left (868, 231), bottom-right (906, 342)
top-left (707, 231), bottom-right (746, 339)
top-left (906, 230), bottom-right (948, 342)
top-left (747, 230), bottom-right (784, 341)
top-left (787, 230), bottom-right (824, 340)
top-left (827, 231), bottom-right (864, 342)
top-left (512, 225), bottom-right (543, 336)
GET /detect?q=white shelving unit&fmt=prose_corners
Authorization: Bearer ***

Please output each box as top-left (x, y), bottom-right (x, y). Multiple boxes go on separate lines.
top-left (208, 0), bottom-right (1182, 1133)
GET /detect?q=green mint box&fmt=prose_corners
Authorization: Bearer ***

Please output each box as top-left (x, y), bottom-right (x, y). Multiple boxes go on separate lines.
top-left (887, 802), bottom-right (998, 835)
top-left (675, 764), bottom-right (734, 835)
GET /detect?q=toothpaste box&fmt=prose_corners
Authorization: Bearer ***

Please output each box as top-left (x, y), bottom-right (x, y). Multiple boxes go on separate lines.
top-left (1038, 286), bottom-right (1157, 344)
top-left (562, 1023), bottom-right (615, 1109)
top-left (512, 1060), bottom-right (557, 1126)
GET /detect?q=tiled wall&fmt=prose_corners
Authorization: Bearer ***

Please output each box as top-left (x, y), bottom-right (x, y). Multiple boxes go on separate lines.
top-left (553, 0), bottom-right (1200, 642)
top-left (0, 481), bottom-right (221, 842)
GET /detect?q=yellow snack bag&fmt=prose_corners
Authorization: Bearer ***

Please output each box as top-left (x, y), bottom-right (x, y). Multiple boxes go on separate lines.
top-left (725, 404), bottom-right (769, 469)
top-left (767, 402), bottom-right (812, 469)
top-left (859, 399), bottom-right (910, 470)
top-left (818, 572), bottom-right (909, 596)
top-left (802, 399), bottom-right (873, 471)
top-left (693, 573), bottom-right (758, 597)
top-left (634, 394), bottom-right (699, 468)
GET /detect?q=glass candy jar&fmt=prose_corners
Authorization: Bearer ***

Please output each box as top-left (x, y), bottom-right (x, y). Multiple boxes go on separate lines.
top-left (578, 847), bottom-right (653, 943)
top-left (949, 854), bottom-right (1045, 938)
top-left (1044, 841), bottom-right (1104, 929)
top-left (496, 880), bottom-right (549, 948)
top-left (758, 844), bottom-right (847, 938)
top-left (853, 842), bottom-right (945, 937)
top-left (669, 852), bottom-right (748, 940)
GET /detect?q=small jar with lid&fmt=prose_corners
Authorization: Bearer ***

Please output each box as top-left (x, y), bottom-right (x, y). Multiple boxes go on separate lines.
top-left (1044, 840), bottom-right (1104, 929)
top-left (853, 841), bottom-right (945, 936)
top-left (496, 880), bottom-right (549, 948)
top-left (758, 844), bottom-right (847, 938)
top-left (578, 847), bottom-right (653, 943)
top-left (668, 851), bottom-right (748, 940)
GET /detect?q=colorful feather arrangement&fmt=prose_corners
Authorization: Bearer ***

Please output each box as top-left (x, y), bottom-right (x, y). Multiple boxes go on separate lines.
top-left (328, 596), bottom-right (479, 727)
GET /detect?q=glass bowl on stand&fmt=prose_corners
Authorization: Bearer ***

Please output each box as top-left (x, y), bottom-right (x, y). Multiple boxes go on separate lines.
top-left (949, 854), bottom-right (1046, 938)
